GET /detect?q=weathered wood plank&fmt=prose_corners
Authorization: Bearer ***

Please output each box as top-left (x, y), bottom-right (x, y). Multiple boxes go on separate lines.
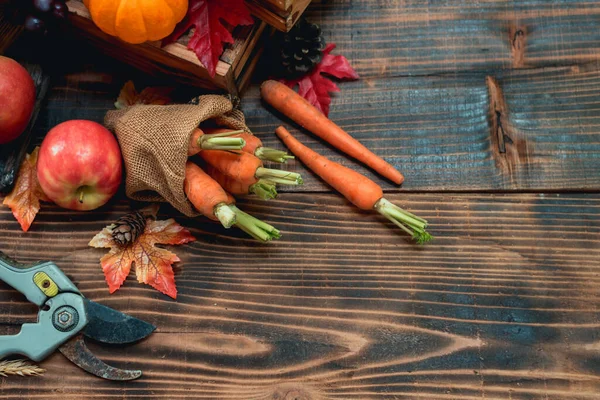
top-left (0, 193), bottom-right (599, 399)
top-left (243, 64), bottom-right (600, 191)
top-left (22, 60), bottom-right (600, 193)
top-left (305, 0), bottom-right (600, 78)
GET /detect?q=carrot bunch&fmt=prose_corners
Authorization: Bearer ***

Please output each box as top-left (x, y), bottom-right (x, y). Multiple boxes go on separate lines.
top-left (259, 80), bottom-right (430, 243)
top-left (183, 126), bottom-right (301, 242)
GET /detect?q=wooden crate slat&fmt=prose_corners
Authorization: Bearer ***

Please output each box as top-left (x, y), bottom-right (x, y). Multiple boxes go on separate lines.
top-left (233, 23), bottom-right (268, 80)
top-left (246, 0), bottom-right (312, 32)
top-left (258, 0), bottom-right (293, 12)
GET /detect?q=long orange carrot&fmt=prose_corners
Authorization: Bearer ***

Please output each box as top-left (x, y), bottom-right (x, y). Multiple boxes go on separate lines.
top-left (199, 150), bottom-right (303, 187)
top-left (184, 161), bottom-right (234, 225)
top-left (261, 80), bottom-right (404, 185)
top-left (205, 165), bottom-right (278, 200)
top-left (275, 126), bottom-right (430, 243)
top-left (184, 162), bottom-right (280, 241)
top-left (202, 127), bottom-right (293, 163)
top-left (187, 128), bottom-right (246, 156)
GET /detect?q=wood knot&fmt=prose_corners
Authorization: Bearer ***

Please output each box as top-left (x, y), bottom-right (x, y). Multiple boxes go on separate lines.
top-left (485, 77), bottom-right (508, 153)
top-left (509, 26), bottom-right (526, 68)
top-left (485, 75), bottom-right (532, 180)
top-left (268, 383), bottom-right (321, 400)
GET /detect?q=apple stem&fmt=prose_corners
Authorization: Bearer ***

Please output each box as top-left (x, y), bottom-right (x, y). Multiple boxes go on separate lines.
top-left (78, 188), bottom-right (85, 204)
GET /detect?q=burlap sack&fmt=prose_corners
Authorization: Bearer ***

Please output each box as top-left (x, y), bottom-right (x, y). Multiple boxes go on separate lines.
top-left (104, 95), bottom-right (250, 217)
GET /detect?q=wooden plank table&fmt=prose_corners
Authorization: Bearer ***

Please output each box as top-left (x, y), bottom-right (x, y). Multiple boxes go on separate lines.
top-left (2, 0), bottom-right (600, 398)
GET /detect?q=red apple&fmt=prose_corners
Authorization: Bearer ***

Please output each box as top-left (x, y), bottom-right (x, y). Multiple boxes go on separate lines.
top-left (0, 56), bottom-right (36, 144)
top-left (37, 120), bottom-right (123, 211)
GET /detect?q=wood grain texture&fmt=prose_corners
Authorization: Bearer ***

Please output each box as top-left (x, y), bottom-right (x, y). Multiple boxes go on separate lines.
top-left (18, 56), bottom-right (600, 193)
top-left (243, 64), bottom-right (600, 192)
top-left (0, 193), bottom-right (599, 399)
top-left (304, 0), bottom-right (600, 78)
top-left (2, 0), bottom-right (600, 398)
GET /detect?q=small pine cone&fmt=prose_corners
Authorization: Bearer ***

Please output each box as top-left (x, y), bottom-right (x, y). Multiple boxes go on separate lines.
top-left (278, 18), bottom-right (326, 79)
top-left (111, 210), bottom-right (146, 246)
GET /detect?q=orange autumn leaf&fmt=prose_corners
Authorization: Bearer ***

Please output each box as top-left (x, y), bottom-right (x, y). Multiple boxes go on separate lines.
top-left (2, 147), bottom-right (50, 232)
top-left (88, 218), bottom-right (195, 299)
top-left (114, 81), bottom-right (173, 109)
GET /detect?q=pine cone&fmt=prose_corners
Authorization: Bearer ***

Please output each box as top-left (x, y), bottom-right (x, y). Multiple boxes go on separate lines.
top-left (278, 18), bottom-right (326, 79)
top-left (110, 204), bottom-right (159, 246)
top-left (111, 211), bottom-right (146, 246)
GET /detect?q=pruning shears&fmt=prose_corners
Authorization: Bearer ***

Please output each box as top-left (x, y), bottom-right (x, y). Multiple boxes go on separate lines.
top-left (0, 251), bottom-right (155, 380)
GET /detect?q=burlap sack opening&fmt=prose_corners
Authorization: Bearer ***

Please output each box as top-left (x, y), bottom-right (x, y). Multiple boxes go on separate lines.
top-left (104, 95), bottom-right (250, 217)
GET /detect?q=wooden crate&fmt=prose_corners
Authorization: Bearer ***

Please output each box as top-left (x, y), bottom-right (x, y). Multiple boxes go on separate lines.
top-left (246, 0), bottom-right (312, 32)
top-left (65, 0), bottom-right (270, 95)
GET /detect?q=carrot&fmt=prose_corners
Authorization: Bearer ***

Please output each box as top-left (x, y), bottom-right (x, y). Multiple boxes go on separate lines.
top-left (184, 161), bottom-right (235, 226)
top-left (203, 127), bottom-right (293, 163)
top-left (187, 128), bottom-right (246, 156)
top-left (199, 150), bottom-right (303, 187)
top-left (221, 191), bottom-right (281, 241)
top-left (275, 126), bottom-right (431, 243)
top-left (261, 80), bottom-right (404, 185)
top-left (184, 162), bottom-right (280, 241)
top-left (205, 165), bottom-right (278, 200)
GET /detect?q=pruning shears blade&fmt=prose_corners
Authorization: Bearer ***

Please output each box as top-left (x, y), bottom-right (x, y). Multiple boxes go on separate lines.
top-left (58, 334), bottom-right (142, 381)
top-left (82, 299), bottom-right (155, 345)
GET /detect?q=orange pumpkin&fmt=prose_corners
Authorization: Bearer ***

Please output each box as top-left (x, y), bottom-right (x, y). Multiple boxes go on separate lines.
top-left (83, 0), bottom-right (188, 44)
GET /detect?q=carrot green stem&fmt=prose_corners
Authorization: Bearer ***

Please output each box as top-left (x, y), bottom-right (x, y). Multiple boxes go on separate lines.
top-left (254, 147), bottom-right (295, 163)
top-left (249, 179), bottom-right (278, 200)
top-left (231, 206), bottom-right (281, 242)
top-left (200, 135), bottom-right (246, 151)
top-left (255, 167), bottom-right (303, 185)
top-left (374, 198), bottom-right (432, 244)
top-left (213, 203), bottom-right (237, 228)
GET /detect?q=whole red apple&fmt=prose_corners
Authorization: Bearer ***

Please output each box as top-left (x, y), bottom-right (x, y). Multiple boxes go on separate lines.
top-left (0, 56), bottom-right (36, 144)
top-left (37, 120), bottom-right (123, 211)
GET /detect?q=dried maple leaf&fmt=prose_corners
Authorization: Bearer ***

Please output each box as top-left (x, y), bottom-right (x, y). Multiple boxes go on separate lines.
top-left (114, 81), bottom-right (173, 109)
top-left (2, 147), bottom-right (50, 232)
top-left (89, 218), bottom-right (195, 299)
top-left (281, 44), bottom-right (359, 117)
top-left (164, 0), bottom-right (253, 77)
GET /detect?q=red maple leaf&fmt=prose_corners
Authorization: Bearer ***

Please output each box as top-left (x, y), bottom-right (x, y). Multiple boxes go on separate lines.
top-left (165, 0), bottom-right (253, 77)
top-left (89, 218), bottom-right (195, 299)
top-left (281, 44), bottom-right (359, 117)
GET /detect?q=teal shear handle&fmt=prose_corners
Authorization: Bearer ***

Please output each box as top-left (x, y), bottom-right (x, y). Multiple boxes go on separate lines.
top-left (0, 251), bottom-right (87, 361)
top-left (0, 293), bottom-right (88, 361)
top-left (0, 251), bottom-right (80, 306)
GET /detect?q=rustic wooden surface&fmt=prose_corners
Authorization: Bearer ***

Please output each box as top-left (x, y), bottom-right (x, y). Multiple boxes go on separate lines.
top-left (2, 0), bottom-right (600, 399)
